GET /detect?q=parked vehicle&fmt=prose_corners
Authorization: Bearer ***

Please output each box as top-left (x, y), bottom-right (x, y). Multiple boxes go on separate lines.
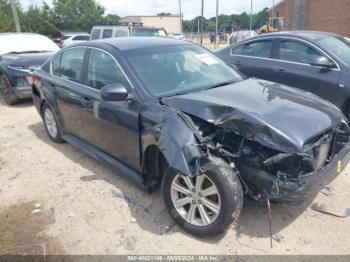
top-left (217, 31), bottom-right (350, 118)
top-left (0, 33), bottom-right (59, 105)
top-left (59, 33), bottom-right (90, 48)
top-left (32, 37), bottom-right (350, 237)
top-left (168, 32), bottom-right (185, 40)
top-left (90, 23), bottom-right (167, 40)
top-left (228, 30), bottom-right (259, 45)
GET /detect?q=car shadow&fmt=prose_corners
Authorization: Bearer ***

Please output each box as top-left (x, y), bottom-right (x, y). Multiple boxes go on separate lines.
top-left (0, 96), bottom-right (33, 108)
top-left (28, 121), bottom-right (316, 244)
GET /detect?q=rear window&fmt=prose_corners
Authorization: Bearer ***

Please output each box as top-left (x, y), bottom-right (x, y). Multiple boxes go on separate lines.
top-left (102, 29), bottom-right (113, 39)
top-left (59, 48), bottom-right (86, 82)
top-left (132, 28), bottom-right (166, 37)
top-left (91, 29), bottom-right (101, 40)
top-left (115, 29), bottom-right (129, 37)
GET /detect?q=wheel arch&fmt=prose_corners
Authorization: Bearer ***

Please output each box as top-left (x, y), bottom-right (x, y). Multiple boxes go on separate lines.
top-left (142, 144), bottom-right (169, 188)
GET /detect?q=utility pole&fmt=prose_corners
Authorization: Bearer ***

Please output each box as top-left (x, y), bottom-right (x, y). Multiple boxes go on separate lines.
top-left (10, 0), bottom-right (21, 32)
top-left (272, 0), bottom-right (275, 17)
top-left (249, 0), bottom-right (253, 31)
top-left (215, 0), bottom-right (219, 48)
top-left (178, 0), bottom-right (183, 33)
top-left (200, 0), bottom-right (204, 45)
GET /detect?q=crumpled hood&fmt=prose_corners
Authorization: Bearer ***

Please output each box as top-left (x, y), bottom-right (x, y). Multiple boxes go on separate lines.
top-left (1, 52), bottom-right (54, 68)
top-left (162, 78), bottom-right (345, 153)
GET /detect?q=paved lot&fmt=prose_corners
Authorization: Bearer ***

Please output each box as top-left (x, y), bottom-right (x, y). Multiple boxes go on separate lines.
top-left (1, 96), bottom-right (350, 255)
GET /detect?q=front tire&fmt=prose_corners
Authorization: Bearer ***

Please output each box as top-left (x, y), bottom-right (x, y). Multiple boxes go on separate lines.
top-left (42, 103), bottom-right (64, 143)
top-left (162, 157), bottom-right (244, 237)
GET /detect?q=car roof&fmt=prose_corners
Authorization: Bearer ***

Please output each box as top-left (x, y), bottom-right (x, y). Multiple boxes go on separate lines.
top-left (253, 31), bottom-right (341, 41)
top-left (87, 37), bottom-right (191, 51)
top-left (65, 33), bottom-right (90, 36)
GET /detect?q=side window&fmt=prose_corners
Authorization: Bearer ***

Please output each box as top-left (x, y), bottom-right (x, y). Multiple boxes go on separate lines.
top-left (51, 54), bottom-right (62, 76)
top-left (278, 40), bottom-right (326, 64)
top-left (91, 29), bottom-right (101, 40)
top-left (87, 49), bottom-right (130, 90)
top-left (102, 29), bottom-right (113, 39)
top-left (232, 40), bottom-right (273, 58)
top-left (60, 48), bottom-right (86, 82)
top-left (115, 29), bottom-right (128, 37)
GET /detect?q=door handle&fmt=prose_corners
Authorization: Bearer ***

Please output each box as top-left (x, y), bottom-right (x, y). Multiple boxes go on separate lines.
top-left (233, 61), bottom-right (242, 66)
top-left (80, 97), bottom-right (93, 107)
top-left (273, 66), bottom-right (286, 74)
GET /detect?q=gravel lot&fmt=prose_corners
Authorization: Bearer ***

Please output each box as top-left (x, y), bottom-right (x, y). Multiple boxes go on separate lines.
top-left (1, 96), bottom-right (350, 255)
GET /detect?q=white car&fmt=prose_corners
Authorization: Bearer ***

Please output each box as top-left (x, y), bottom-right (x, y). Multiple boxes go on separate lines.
top-left (60, 34), bottom-right (90, 48)
top-left (168, 33), bottom-right (185, 40)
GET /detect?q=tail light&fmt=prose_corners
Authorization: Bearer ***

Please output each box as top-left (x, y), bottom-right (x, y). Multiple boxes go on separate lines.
top-left (32, 74), bottom-right (38, 84)
top-left (32, 74), bottom-right (41, 88)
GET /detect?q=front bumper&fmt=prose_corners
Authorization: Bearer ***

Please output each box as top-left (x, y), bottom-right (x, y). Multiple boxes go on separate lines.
top-left (237, 142), bottom-right (350, 203)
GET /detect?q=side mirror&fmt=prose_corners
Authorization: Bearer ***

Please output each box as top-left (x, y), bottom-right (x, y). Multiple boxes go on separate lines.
top-left (101, 83), bottom-right (128, 101)
top-left (310, 56), bottom-right (335, 68)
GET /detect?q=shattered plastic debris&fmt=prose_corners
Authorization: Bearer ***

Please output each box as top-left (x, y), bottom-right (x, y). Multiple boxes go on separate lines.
top-left (31, 209), bottom-right (41, 214)
top-left (311, 203), bottom-right (350, 218)
top-left (320, 186), bottom-right (334, 197)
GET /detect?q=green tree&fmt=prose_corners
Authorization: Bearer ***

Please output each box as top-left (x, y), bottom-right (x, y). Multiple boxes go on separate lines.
top-left (101, 14), bottom-right (120, 24)
top-left (0, 0), bottom-right (20, 32)
top-left (157, 12), bottom-right (172, 16)
top-left (51, 0), bottom-right (105, 32)
top-left (20, 4), bottom-right (61, 37)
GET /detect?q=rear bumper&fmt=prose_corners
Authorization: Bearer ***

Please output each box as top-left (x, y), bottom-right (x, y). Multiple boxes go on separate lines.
top-left (13, 86), bottom-right (32, 99)
top-left (9, 72), bottom-right (33, 99)
top-left (238, 142), bottom-right (350, 204)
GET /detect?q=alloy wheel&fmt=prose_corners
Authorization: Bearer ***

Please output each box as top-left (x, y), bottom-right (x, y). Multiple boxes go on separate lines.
top-left (44, 108), bottom-right (58, 138)
top-left (170, 174), bottom-right (221, 227)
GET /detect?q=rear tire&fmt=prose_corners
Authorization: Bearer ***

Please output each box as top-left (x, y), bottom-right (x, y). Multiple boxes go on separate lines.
top-left (42, 103), bottom-right (64, 143)
top-left (162, 156), bottom-right (244, 237)
top-left (0, 74), bottom-right (20, 105)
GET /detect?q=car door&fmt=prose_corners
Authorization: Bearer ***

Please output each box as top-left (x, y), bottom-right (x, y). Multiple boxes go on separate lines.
top-left (227, 39), bottom-right (277, 81)
top-left (78, 47), bottom-right (141, 171)
top-left (50, 47), bottom-right (87, 138)
top-left (272, 38), bottom-right (341, 102)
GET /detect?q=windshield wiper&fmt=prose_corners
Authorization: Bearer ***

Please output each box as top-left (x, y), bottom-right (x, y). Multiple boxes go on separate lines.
top-left (205, 80), bottom-right (237, 90)
top-left (160, 91), bottom-right (192, 99)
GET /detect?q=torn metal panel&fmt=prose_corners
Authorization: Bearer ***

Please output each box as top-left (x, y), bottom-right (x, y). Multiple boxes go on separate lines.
top-left (140, 103), bottom-right (203, 177)
top-left (311, 203), bottom-right (350, 218)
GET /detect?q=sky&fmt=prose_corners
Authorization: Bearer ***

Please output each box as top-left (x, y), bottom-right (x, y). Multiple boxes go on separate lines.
top-left (20, 0), bottom-right (274, 19)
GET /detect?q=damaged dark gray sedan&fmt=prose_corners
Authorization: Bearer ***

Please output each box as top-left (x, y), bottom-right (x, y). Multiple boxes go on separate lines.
top-left (32, 37), bottom-right (350, 237)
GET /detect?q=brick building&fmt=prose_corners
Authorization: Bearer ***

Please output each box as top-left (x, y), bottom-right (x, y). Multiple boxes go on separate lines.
top-left (269, 0), bottom-right (350, 37)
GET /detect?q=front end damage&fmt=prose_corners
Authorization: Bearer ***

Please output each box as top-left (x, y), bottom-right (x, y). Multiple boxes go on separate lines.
top-left (190, 115), bottom-right (350, 203)
top-left (142, 104), bottom-right (350, 204)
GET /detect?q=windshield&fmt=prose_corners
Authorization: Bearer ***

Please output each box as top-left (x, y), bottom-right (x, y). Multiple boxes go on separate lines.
top-left (124, 44), bottom-right (243, 97)
top-left (0, 34), bottom-right (59, 55)
top-left (133, 28), bottom-right (167, 37)
top-left (314, 35), bottom-right (350, 65)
